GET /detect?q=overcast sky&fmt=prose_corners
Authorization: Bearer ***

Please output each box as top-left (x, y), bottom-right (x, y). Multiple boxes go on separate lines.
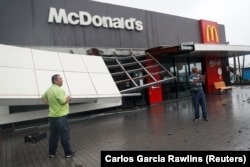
top-left (93, 0), bottom-right (250, 46)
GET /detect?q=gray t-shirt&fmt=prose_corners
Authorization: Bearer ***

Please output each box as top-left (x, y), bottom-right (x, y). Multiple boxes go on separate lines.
top-left (189, 73), bottom-right (203, 91)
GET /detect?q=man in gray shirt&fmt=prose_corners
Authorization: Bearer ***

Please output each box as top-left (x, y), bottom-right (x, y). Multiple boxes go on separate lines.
top-left (189, 67), bottom-right (208, 122)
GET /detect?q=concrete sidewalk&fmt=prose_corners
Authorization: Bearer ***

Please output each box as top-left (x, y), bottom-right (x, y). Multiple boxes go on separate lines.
top-left (1, 86), bottom-right (250, 167)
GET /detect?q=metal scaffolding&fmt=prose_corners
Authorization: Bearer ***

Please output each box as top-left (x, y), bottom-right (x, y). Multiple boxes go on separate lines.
top-left (103, 51), bottom-right (176, 93)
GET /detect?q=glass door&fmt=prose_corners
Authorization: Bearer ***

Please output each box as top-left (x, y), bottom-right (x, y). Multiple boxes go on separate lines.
top-left (160, 56), bottom-right (177, 100)
top-left (175, 57), bottom-right (191, 98)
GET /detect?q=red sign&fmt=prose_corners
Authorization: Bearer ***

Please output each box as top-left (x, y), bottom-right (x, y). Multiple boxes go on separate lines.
top-left (200, 20), bottom-right (220, 44)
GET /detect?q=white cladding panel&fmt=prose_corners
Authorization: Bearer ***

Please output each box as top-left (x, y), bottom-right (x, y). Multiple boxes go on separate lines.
top-left (0, 45), bottom-right (34, 69)
top-left (0, 67), bottom-right (38, 96)
top-left (35, 70), bottom-right (70, 96)
top-left (0, 44), bottom-right (121, 109)
top-left (64, 72), bottom-right (97, 96)
top-left (82, 55), bottom-right (109, 73)
top-left (59, 53), bottom-right (88, 72)
top-left (90, 73), bottom-right (121, 95)
top-left (32, 49), bottom-right (63, 71)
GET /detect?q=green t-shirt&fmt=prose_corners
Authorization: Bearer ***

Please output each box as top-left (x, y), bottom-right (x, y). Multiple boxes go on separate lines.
top-left (42, 84), bottom-right (69, 117)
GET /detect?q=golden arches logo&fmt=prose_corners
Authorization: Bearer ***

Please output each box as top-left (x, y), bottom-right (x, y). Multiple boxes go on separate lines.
top-left (205, 25), bottom-right (219, 43)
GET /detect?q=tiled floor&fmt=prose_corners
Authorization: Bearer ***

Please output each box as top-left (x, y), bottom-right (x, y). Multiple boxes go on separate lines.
top-left (1, 86), bottom-right (250, 166)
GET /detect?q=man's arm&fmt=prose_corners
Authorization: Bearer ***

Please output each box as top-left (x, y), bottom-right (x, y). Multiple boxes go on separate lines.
top-left (190, 75), bottom-right (205, 85)
top-left (199, 75), bottom-right (206, 83)
top-left (62, 96), bottom-right (72, 105)
top-left (42, 98), bottom-right (49, 105)
top-left (189, 75), bottom-right (199, 85)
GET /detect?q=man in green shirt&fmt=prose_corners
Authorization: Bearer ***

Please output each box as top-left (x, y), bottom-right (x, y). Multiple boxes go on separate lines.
top-left (42, 74), bottom-right (75, 158)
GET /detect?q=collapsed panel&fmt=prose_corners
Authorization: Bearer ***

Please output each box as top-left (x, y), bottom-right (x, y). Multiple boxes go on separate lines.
top-left (0, 67), bottom-right (38, 96)
top-left (64, 72), bottom-right (97, 97)
top-left (32, 49), bottom-right (63, 71)
top-left (89, 73), bottom-right (121, 96)
top-left (82, 55), bottom-right (110, 73)
top-left (59, 53), bottom-right (88, 72)
top-left (36, 70), bottom-right (70, 96)
top-left (0, 44), bottom-right (34, 69)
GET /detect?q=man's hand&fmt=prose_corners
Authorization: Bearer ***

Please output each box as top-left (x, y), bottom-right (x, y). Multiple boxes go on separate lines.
top-left (62, 96), bottom-right (72, 105)
top-left (42, 98), bottom-right (49, 105)
top-left (66, 96), bottom-right (72, 102)
top-left (200, 75), bottom-right (206, 81)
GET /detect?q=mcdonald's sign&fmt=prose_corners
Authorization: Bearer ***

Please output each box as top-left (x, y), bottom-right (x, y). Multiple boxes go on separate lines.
top-left (206, 25), bottom-right (219, 43)
top-left (200, 20), bottom-right (220, 44)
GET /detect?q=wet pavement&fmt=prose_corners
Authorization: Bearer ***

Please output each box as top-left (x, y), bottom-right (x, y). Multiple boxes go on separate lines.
top-left (0, 86), bottom-right (250, 166)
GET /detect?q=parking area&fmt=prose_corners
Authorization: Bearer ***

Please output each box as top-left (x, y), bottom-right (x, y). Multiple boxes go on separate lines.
top-left (1, 86), bottom-right (250, 167)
